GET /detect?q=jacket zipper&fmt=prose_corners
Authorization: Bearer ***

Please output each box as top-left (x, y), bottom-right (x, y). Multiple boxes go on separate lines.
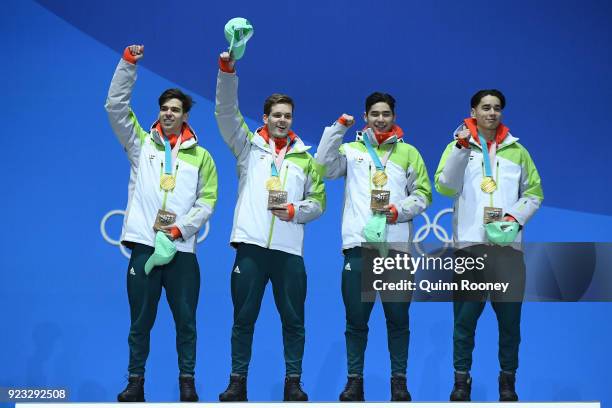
top-left (266, 163), bottom-right (290, 248)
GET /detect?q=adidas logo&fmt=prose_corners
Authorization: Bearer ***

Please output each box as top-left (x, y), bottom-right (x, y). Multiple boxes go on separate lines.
top-left (345, 263), bottom-right (351, 271)
top-left (233, 266), bottom-right (241, 274)
top-left (129, 267), bottom-right (136, 276)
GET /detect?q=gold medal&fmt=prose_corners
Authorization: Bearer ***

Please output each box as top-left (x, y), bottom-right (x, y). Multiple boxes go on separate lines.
top-left (265, 176), bottom-right (282, 191)
top-left (480, 176), bottom-right (497, 193)
top-left (372, 170), bottom-right (388, 187)
top-left (160, 174), bottom-right (176, 191)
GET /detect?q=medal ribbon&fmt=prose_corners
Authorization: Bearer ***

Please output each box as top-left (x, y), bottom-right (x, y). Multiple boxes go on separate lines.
top-left (477, 133), bottom-right (497, 180)
top-left (163, 135), bottom-right (182, 175)
top-left (363, 128), bottom-right (394, 171)
top-left (269, 136), bottom-right (290, 177)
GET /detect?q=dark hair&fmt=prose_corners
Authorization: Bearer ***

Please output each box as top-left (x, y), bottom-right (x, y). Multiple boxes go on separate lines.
top-left (158, 88), bottom-right (194, 113)
top-left (470, 89), bottom-right (506, 109)
top-left (365, 92), bottom-right (396, 114)
top-left (263, 93), bottom-right (294, 116)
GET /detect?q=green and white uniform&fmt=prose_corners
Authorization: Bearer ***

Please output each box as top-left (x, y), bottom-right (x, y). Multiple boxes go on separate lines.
top-left (434, 121), bottom-right (543, 373)
top-left (215, 69), bottom-right (325, 376)
top-left (106, 58), bottom-right (218, 376)
top-left (316, 121), bottom-right (432, 376)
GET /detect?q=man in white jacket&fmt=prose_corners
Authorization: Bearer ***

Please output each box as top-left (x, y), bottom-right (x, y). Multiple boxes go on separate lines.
top-left (215, 51), bottom-right (325, 402)
top-left (315, 93), bottom-right (432, 401)
top-left (435, 89), bottom-right (543, 402)
top-left (106, 45), bottom-right (218, 402)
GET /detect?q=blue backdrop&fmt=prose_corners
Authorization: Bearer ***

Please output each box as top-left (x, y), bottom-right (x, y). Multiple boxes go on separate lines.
top-left (1, 0), bottom-right (612, 404)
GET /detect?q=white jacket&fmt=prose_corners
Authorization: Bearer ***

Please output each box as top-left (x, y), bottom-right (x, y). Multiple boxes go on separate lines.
top-left (435, 121), bottom-right (543, 244)
top-left (316, 122), bottom-right (432, 250)
top-left (105, 59), bottom-right (218, 253)
top-left (215, 71), bottom-right (325, 257)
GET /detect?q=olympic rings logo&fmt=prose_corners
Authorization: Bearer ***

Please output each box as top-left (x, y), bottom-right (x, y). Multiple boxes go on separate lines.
top-left (100, 209), bottom-right (210, 259)
top-left (413, 208), bottom-right (454, 257)
top-left (100, 208), bottom-right (452, 258)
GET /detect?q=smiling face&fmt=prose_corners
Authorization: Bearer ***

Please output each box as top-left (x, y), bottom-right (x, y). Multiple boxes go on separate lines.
top-left (158, 98), bottom-right (188, 136)
top-left (364, 102), bottom-right (396, 133)
top-left (471, 95), bottom-right (503, 132)
top-left (263, 103), bottom-right (293, 138)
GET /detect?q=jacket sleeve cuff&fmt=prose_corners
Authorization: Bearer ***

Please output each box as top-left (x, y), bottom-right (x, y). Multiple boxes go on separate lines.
top-left (170, 226), bottom-right (182, 240)
top-left (218, 57), bottom-right (235, 73)
top-left (456, 137), bottom-right (470, 149)
top-left (389, 204), bottom-right (399, 223)
top-left (287, 203), bottom-right (295, 221)
top-left (122, 47), bottom-right (137, 64)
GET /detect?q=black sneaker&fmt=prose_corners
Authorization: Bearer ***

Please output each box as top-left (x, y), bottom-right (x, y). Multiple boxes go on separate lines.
top-left (219, 373), bottom-right (247, 402)
top-left (179, 375), bottom-right (199, 402)
top-left (284, 375), bottom-right (308, 401)
top-left (391, 375), bottom-right (412, 401)
top-left (449, 371), bottom-right (471, 401)
top-left (339, 375), bottom-right (364, 401)
top-left (499, 371), bottom-right (519, 401)
top-left (117, 375), bottom-right (145, 402)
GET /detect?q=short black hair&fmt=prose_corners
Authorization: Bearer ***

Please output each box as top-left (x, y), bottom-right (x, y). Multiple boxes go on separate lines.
top-left (264, 94), bottom-right (294, 116)
top-left (158, 88), bottom-right (194, 113)
top-left (365, 92), bottom-right (396, 114)
top-left (470, 89), bottom-right (506, 109)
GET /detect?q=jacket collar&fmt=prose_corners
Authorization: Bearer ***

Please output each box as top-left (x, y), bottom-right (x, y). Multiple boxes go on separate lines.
top-left (356, 124), bottom-right (405, 147)
top-left (150, 121), bottom-right (198, 149)
top-left (463, 118), bottom-right (509, 147)
top-left (452, 121), bottom-right (518, 150)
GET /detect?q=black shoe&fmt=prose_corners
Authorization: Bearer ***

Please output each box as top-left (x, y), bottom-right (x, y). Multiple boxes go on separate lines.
top-left (449, 371), bottom-right (471, 401)
top-left (499, 371), bottom-right (518, 401)
top-left (179, 375), bottom-right (199, 402)
top-left (390, 375), bottom-right (412, 401)
top-left (284, 375), bottom-right (308, 401)
top-left (339, 376), bottom-right (364, 401)
top-left (117, 375), bottom-right (145, 402)
top-left (219, 373), bottom-right (247, 402)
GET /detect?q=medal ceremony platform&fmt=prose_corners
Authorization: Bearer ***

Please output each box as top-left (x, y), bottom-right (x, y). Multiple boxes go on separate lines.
top-left (16, 403), bottom-right (602, 407)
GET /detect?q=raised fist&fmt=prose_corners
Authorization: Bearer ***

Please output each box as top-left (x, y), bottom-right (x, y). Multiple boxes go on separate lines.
top-left (123, 45), bottom-right (144, 64)
top-left (338, 113), bottom-right (355, 128)
top-left (219, 51), bottom-right (236, 72)
top-left (456, 126), bottom-right (471, 141)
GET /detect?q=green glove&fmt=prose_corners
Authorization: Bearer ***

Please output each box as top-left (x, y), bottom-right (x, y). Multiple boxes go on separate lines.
top-left (224, 17), bottom-right (254, 60)
top-left (144, 231), bottom-right (178, 275)
top-left (484, 221), bottom-right (520, 245)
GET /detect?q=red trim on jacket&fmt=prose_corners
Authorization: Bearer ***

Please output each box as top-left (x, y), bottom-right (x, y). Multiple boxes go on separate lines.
top-left (363, 124), bottom-right (405, 145)
top-left (388, 205), bottom-right (399, 223)
top-left (169, 226), bottom-right (182, 240)
top-left (463, 118), bottom-right (509, 150)
top-left (287, 203), bottom-right (295, 221)
top-left (218, 57), bottom-right (235, 73)
top-left (258, 125), bottom-right (297, 153)
top-left (122, 47), bottom-right (137, 64)
top-left (154, 122), bottom-right (194, 147)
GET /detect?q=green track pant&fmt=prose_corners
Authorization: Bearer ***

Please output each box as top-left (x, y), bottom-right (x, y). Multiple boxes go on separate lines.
top-left (342, 247), bottom-right (410, 376)
top-left (126, 243), bottom-right (200, 376)
top-left (230, 243), bottom-right (307, 376)
top-left (453, 245), bottom-right (525, 372)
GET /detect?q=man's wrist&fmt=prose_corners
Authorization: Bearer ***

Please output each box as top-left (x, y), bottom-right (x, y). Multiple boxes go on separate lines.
top-left (218, 57), bottom-right (235, 73)
top-left (456, 138), bottom-right (470, 149)
top-left (389, 204), bottom-right (398, 223)
top-left (122, 47), bottom-right (137, 64)
top-left (287, 203), bottom-right (295, 221)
